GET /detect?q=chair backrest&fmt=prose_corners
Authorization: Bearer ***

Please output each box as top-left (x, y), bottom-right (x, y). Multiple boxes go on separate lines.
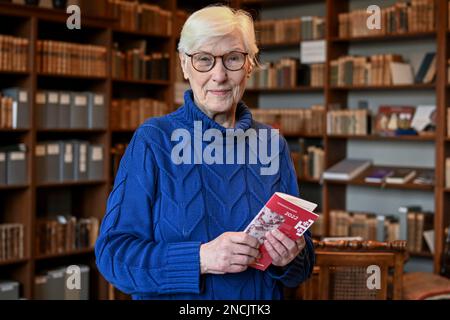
top-left (293, 239), bottom-right (407, 300)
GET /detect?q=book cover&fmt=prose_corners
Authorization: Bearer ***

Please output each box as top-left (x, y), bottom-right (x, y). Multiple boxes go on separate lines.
top-left (323, 158), bottom-right (372, 181)
top-left (375, 105), bottom-right (416, 136)
top-left (244, 192), bottom-right (319, 271)
top-left (385, 169), bottom-right (417, 184)
top-left (364, 168), bottom-right (394, 183)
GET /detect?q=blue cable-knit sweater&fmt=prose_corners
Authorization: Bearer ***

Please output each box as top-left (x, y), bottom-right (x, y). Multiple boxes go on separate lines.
top-left (95, 90), bottom-right (315, 300)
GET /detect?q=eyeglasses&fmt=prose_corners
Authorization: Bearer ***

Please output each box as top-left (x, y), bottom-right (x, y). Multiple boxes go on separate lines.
top-left (185, 51), bottom-right (248, 72)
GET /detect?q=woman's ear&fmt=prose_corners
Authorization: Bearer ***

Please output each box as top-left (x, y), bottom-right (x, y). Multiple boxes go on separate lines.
top-left (178, 52), bottom-right (189, 80)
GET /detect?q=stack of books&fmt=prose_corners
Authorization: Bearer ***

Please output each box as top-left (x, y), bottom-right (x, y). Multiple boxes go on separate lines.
top-left (0, 34), bottom-right (28, 72)
top-left (37, 40), bottom-right (107, 77)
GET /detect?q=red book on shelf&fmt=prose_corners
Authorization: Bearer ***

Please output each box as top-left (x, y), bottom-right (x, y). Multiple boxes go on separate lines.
top-left (244, 192), bottom-right (319, 271)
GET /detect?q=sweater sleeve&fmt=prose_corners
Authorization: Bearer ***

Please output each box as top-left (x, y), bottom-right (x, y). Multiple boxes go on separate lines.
top-left (266, 136), bottom-right (315, 288)
top-left (95, 128), bottom-right (202, 296)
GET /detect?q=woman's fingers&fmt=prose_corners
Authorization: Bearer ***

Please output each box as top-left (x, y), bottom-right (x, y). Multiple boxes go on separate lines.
top-left (265, 231), bottom-right (289, 257)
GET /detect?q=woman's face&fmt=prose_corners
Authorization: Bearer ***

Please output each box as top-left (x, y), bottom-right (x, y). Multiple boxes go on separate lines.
top-left (180, 30), bottom-right (251, 117)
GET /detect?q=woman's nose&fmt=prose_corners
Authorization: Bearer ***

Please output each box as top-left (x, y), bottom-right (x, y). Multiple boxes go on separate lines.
top-left (210, 58), bottom-right (228, 83)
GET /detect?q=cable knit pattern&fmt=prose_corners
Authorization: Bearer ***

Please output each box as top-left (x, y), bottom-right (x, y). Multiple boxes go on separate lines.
top-left (95, 90), bottom-right (315, 300)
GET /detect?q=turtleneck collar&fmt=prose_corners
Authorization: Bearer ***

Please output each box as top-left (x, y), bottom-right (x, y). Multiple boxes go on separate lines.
top-left (179, 89), bottom-right (253, 133)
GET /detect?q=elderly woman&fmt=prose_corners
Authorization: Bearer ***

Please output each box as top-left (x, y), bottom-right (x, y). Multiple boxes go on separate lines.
top-left (95, 5), bottom-right (314, 300)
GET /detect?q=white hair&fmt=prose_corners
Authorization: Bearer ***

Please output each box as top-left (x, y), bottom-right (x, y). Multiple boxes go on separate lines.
top-left (177, 5), bottom-right (259, 69)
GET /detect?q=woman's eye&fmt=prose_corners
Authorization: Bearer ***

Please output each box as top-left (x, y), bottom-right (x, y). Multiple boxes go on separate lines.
top-left (198, 56), bottom-right (212, 62)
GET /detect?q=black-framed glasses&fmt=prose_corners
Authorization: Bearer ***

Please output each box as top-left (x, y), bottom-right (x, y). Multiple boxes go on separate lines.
top-left (186, 51), bottom-right (248, 72)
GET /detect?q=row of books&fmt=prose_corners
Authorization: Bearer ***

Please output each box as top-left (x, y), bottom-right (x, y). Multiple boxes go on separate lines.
top-left (327, 109), bottom-right (369, 136)
top-left (36, 91), bottom-right (106, 129)
top-left (0, 144), bottom-right (27, 186)
top-left (35, 141), bottom-right (104, 184)
top-left (0, 34), bottom-right (28, 72)
top-left (405, 209), bottom-right (434, 253)
top-left (324, 206), bottom-right (434, 254)
top-left (112, 47), bottom-right (170, 81)
top-left (111, 98), bottom-right (169, 130)
top-left (327, 104), bottom-right (436, 137)
top-left (329, 210), bottom-right (381, 241)
top-left (255, 16), bottom-right (325, 45)
top-left (108, 0), bottom-right (172, 35)
top-left (323, 158), bottom-right (434, 186)
top-left (0, 87), bottom-right (29, 129)
top-left (35, 264), bottom-right (90, 300)
top-left (37, 40), bottom-right (107, 77)
top-left (247, 59), bottom-right (324, 89)
top-left (35, 215), bottom-right (98, 256)
top-left (0, 223), bottom-right (24, 261)
top-left (338, 0), bottom-right (435, 38)
top-left (251, 106), bottom-right (325, 136)
top-left (291, 146), bottom-right (324, 181)
top-left (330, 52), bottom-right (436, 87)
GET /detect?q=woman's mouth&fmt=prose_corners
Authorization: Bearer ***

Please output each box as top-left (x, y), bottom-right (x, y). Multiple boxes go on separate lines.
top-left (208, 89), bottom-right (231, 96)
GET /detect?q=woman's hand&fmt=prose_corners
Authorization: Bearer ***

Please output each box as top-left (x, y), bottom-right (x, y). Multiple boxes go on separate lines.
top-left (264, 229), bottom-right (305, 267)
top-left (199, 232), bottom-right (260, 274)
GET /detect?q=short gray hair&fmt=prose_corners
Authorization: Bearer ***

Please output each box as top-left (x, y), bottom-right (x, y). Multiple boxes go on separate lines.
top-left (177, 5), bottom-right (259, 68)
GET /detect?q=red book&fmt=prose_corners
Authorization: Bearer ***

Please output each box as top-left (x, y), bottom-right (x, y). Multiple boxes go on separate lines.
top-left (244, 192), bottom-right (319, 271)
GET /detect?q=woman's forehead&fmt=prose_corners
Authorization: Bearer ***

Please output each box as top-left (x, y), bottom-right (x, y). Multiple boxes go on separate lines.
top-left (196, 33), bottom-right (245, 54)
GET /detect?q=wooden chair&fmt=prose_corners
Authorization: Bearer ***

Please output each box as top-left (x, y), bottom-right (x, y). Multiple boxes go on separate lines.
top-left (289, 239), bottom-right (408, 300)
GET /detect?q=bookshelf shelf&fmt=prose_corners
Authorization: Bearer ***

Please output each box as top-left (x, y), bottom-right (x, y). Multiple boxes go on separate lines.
top-left (329, 84), bottom-right (435, 91)
top-left (259, 40), bottom-right (324, 50)
top-left (36, 180), bottom-right (107, 188)
top-left (35, 247), bottom-right (95, 261)
top-left (283, 132), bottom-right (324, 138)
top-left (112, 129), bottom-right (136, 134)
top-left (242, 0), bottom-right (321, 7)
top-left (0, 70), bottom-right (30, 76)
top-left (327, 134), bottom-right (436, 142)
top-left (0, 258), bottom-right (29, 266)
top-left (0, 129), bottom-right (29, 133)
top-left (0, 185), bottom-right (29, 190)
top-left (112, 28), bottom-right (171, 39)
top-left (112, 78), bottom-right (171, 86)
top-left (298, 177), bottom-right (321, 184)
top-left (245, 86), bottom-right (324, 93)
top-left (37, 129), bottom-right (107, 134)
top-left (37, 72), bottom-right (107, 81)
top-left (330, 31), bottom-right (436, 43)
top-left (325, 165), bottom-right (435, 192)
top-left (325, 179), bottom-right (434, 191)
top-left (410, 252), bottom-right (434, 258)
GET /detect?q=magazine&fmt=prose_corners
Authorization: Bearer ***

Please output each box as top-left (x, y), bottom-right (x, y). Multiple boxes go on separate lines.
top-left (244, 192), bottom-right (319, 271)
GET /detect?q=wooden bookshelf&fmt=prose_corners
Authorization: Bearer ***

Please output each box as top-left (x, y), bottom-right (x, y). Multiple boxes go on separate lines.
top-left (327, 134), bottom-right (436, 142)
top-left (245, 86), bottom-right (324, 93)
top-left (0, 0), bottom-right (175, 300)
top-left (330, 31), bottom-right (436, 43)
top-left (35, 247), bottom-right (95, 261)
top-left (238, 0), bottom-right (445, 274)
top-left (330, 84), bottom-right (435, 91)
